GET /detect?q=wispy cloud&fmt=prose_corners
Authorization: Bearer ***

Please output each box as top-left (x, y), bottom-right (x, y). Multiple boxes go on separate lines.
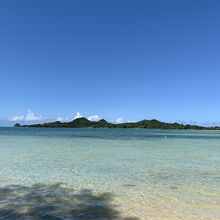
top-left (115, 117), bottom-right (124, 124)
top-left (10, 115), bottom-right (25, 121)
top-left (56, 117), bottom-right (64, 122)
top-left (55, 117), bottom-right (70, 122)
top-left (9, 111), bottom-right (123, 125)
top-left (10, 109), bottom-right (46, 122)
top-left (126, 120), bottom-right (137, 123)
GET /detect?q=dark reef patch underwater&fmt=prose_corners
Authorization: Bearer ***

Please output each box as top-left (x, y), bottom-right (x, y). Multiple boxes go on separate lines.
top-left (0, 183), bottom-right (138, 220)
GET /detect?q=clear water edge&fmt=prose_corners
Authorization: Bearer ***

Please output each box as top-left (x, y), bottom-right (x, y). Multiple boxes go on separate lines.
top-left (0, 128), bottom-right (219, 219)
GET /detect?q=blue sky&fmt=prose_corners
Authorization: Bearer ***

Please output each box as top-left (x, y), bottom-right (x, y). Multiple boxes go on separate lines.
top-left (0, 0), bottom-right (220, 126)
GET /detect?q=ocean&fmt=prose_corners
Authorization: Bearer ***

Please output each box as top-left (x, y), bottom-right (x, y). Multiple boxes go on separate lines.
top-left (0, 128), bottom-right (219, 219)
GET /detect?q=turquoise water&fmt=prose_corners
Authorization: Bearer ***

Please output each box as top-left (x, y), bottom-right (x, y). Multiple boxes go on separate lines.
top-left (0, 128), bottom-right (220, 219)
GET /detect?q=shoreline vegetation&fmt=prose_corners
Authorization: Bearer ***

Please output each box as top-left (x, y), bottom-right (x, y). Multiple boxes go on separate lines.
top-left (14, 117), bottom-right (220, 130)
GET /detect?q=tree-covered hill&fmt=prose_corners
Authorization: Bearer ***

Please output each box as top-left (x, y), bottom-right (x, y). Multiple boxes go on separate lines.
top-left (14, 118), bottom-right (220, 130)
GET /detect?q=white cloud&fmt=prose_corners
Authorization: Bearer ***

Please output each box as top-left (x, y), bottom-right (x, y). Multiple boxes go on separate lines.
top-left (87, 115), bottom-right (101, 121)
top-left (115, 117), bottom-right (124, 124)
top-left (73, 112), bottom-right (101, 121)
top-left (10, 109), bottom-right (46, 122)
top-left (56, 117), bottom-right (64, 122)
top-left (56, 117), bottom-right (70, 122)
top-left (11, 115), bottom-right (25, 122)
top-left (26, 109), bottom-right (45, 121)
top-left (73, 112), bottom-right (84, 120)
top-left (57, 113), bottom-right (102, 122)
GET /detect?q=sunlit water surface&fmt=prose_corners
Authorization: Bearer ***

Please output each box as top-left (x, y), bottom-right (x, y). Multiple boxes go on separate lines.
top-left (0, 128), bottom-right (220, 219)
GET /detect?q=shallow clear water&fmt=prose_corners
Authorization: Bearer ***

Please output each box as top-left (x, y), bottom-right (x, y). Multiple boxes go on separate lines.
top-left (0, 128), bottom-right (220, 219)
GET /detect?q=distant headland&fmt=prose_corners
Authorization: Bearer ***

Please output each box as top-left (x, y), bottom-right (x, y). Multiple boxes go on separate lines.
top-left (14, 117), bottom-right (220, 130)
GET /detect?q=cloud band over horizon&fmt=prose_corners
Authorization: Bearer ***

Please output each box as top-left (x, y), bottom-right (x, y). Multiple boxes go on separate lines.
top-left (0, 110), bottom-right (219, 127)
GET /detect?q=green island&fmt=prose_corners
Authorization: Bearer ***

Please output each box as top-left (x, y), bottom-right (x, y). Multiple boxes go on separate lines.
top-left (14, 118), bottom-right (220, 130)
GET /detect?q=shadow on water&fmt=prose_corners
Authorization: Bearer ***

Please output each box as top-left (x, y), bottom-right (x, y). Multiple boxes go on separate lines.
top-left (0, 183), bottom-right (138, 220)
